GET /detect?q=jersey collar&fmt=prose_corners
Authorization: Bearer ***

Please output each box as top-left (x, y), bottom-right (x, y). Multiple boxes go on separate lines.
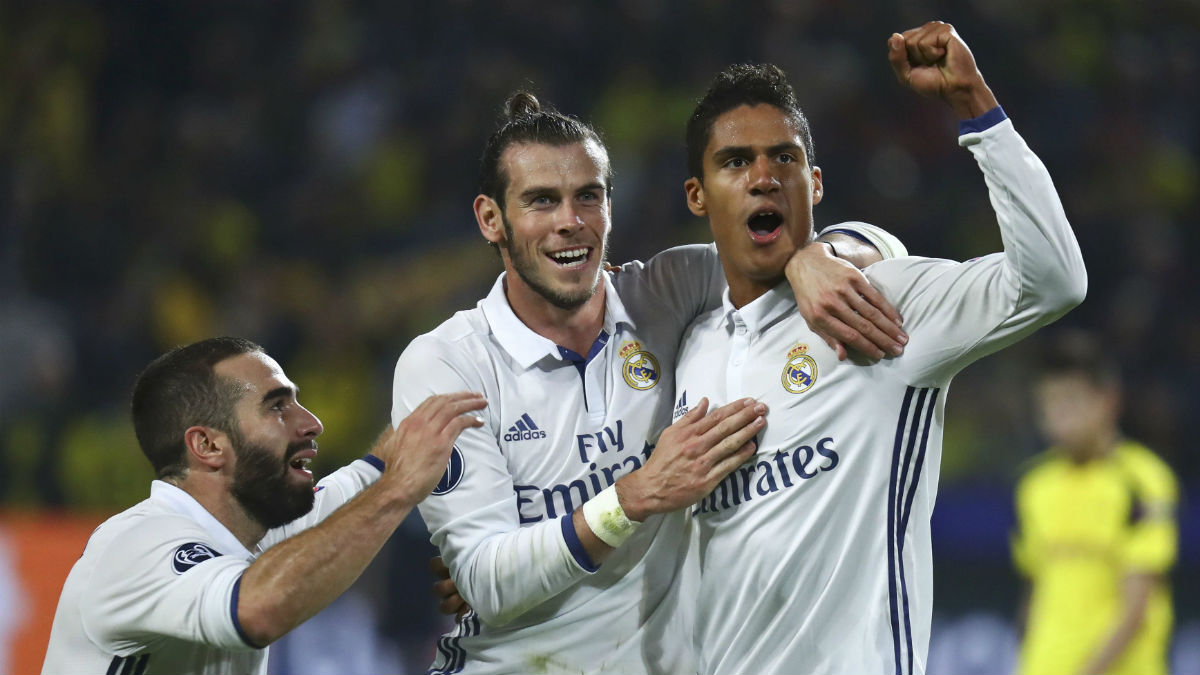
top-left (151, 481), bottom-right (254, 559)
top-left (720, 280), bottom-right (796, 336)
top-left (480, 271), bottom-right (633, 370)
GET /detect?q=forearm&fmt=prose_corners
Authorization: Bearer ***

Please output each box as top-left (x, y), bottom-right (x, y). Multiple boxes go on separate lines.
top-left (816, 232), bottom-right (883, 268)
top-left (449, 514), bottom-right (596, 626)
top-left (963, 119), bottom-right (1086, 316)
top-left (1078, 573), bottom-right (1155, 675)
top-left (236, 475), bottom-right (418, 645)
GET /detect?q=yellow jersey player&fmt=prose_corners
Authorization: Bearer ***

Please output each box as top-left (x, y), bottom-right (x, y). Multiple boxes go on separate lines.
top-left (1013, 330), bottom-right (1178, 675)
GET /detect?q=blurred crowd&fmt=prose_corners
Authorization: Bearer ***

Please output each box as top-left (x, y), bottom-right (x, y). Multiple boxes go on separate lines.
top-left (1, 0), bottom-right (1197, 668)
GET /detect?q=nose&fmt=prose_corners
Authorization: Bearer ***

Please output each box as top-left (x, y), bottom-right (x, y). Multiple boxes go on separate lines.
top-left (297, 404), bottom-right (323, 438)
top-left (555, 201), bottom-right (585, 234)
top-left (748, 156), bottom-right (780, 195)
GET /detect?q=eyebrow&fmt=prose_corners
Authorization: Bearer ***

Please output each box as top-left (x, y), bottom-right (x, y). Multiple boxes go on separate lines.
top-left (260, 386), bottom-right (295, 405)
top-left (517, 182), bottom-right (606, 202)
top-left (712, 142), bottom-right (805, 162)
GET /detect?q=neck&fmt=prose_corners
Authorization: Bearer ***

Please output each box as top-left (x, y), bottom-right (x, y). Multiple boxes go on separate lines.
top-left (173, 475), bottom-right (267, 550)
top-left (725, 274), bottom-right (782, 310)
top-left (503, 275), bottom-right (608, 356)
top-left (1064, 427), bottom-right (1119, 464)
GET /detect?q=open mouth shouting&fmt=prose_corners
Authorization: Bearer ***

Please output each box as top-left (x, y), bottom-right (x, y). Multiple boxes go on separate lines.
top-left (746, 208), bottom-right (784, 244)
top-left (287, 445), bottom-right (317, 479)
top-left (547, 246), bottom-right (592, 269)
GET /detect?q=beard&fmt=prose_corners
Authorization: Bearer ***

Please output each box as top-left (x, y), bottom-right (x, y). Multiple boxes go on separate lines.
top-left (229, 434), bottom-right (316, 530)
top-left (502, 212), bottom-right (608, 310)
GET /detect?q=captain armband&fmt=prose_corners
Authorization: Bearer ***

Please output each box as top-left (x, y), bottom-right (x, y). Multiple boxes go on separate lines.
top-left (582, 485), bottom-right (641, 548)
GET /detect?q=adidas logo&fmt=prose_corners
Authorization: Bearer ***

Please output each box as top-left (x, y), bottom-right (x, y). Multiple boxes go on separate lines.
top-left (673, 391), bottom-right (690, 420)
top-left (504, 413), bottom-right (548, 442)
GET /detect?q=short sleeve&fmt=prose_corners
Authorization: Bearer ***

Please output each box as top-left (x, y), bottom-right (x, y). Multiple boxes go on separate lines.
top-left (1120, 453), bottom-right (1179, 574)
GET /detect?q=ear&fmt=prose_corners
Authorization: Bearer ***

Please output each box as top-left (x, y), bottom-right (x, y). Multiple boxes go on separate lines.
top-left (474, 194), bottom-right (507, 246)
top-left (184, 426), bottom-right (230, 471)
top-left (685, 177), bottom-right (706, 217)
top-left (811, 166), bottom-right (823, 205)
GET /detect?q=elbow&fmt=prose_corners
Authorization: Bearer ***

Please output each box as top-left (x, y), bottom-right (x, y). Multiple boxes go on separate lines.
top-left (1037, 263), bottom-right (1088, 316)
top-left (235, 604), bottom-right (286, 649)
top-left (1057, 267), bottom-right (1088, 313)
top-left (460, 583), bottom-right (527, 627)
top-left (470, 602), bottom-right (519, 628)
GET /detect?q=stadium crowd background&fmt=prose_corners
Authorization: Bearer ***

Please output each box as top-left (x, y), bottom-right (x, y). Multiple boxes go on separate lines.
top-left (0, 1), bottom-right (1197, 672)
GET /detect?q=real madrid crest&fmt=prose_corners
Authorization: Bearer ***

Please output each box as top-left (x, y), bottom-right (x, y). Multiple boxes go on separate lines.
top-left (620, 341), bottom-right (660, 391)
top-left (781, 343), bottom-right (818, 394)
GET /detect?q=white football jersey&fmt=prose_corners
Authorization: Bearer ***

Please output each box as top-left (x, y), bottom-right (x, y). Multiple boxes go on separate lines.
top-left (675, 116), bottom-right (1085, 675)
top-left (41, 457), bottom-right (382, 675)
top-left (392, 245), bottom-right (724, 675)
top-left (394, 225), bottom-right (908, 675)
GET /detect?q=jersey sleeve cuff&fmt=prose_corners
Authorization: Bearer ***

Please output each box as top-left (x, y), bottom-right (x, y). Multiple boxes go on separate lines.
top-left (361, 454), bottom-right (385, 472)
top-left (559, 514), bottom-right (599, 573)
top-left (230, 574), bottom-right (265, 649)
top-left (958, 106), bottom-right (1008, 136)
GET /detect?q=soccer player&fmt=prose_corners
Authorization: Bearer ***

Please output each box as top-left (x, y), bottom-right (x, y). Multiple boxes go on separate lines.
top-left (391, 92), bottom-right (908, 673)
top-left (673, 21), bottom-right (1087, 674)
top-left (41, 337), bottom-right (486, 675)
top-left (1012, 330), bottom-right (1177, 675)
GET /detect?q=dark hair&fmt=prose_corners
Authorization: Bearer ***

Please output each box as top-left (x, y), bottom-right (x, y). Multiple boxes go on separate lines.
top-left (130, 337), bottom-right (263, 480)
top-left (478, 91), bottom-right (612, 208)
top-left (1037, 330), bottom-right (1118, 389)
top-left (686, 63), bottom-right (814, 181)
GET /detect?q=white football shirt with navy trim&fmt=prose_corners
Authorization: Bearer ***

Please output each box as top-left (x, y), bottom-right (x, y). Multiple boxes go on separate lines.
top-left (392, 244), bottom-right (728, 675)
top-left (674, 115), bottom-right (1085, 675)
top-left (41, 457), bottom-right (382, 675)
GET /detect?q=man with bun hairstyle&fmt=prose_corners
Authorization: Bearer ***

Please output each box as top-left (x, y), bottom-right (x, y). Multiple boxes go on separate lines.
top-left (394, 90), bottom-right (908, 673)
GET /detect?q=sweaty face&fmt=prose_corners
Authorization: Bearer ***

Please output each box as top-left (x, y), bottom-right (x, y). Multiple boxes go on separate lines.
top-left (686, 104), bottom-right (822, 307)
top-left (214, 352), bottom-right (324, 529)
top-left (496, 140), bottom-right (611, 310)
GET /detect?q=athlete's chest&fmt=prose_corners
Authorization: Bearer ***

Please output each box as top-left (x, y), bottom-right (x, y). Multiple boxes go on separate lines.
top-left (491, 330), bottom-right (677, 524)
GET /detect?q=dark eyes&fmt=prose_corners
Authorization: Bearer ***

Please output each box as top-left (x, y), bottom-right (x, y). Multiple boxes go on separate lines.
top-left (724, 154), bottom-right (797, 168)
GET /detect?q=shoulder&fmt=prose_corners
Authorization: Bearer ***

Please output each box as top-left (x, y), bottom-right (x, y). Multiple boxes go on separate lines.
top-left (80, 505), bottom-right (239, 594)
top-left (611, 244), bottom-right (720, 295)
top-left (1015, 452), bottom-right (1063, 494)
top-left (397, 309), bottom-right (493, 373)
top-left (1115, 441), bottom-right (1179, 501)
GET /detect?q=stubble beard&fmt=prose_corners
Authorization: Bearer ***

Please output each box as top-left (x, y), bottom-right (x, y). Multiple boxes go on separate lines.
top-left (501, 212), bottom-right (608, 311)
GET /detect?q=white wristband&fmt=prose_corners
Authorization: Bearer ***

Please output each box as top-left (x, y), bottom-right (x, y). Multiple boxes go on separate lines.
top-left (582, 485), bottom-right (641, 548)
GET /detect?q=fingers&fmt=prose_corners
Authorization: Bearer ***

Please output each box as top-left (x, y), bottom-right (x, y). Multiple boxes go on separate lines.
top-left (400, 392), bottom-right (487, 436)
top-left (429, 556), bottom-right (450, 579)
top-left (839, 292), bottom-right (906, 358)
top-left (887, 33), bottom-right (910, 84)
top-left (701, 403), bottom-right (767, 460)
top-left (683, 396), bottom-right (710, 420)
top-left (854, 277), bottom-right (904, 328)
top-left (691, 397), bottom-right (757, 436)
top-left (439, 593), bottom-right (467, 616)
top-left (708, 439), bottom-right (759, 482)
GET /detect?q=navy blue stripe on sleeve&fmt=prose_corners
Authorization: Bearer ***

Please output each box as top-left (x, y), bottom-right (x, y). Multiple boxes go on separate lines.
top-left (230, 575), bottom-right (265, 649)
top-left (958, 106), bottom-right (1007, 136)
top-left (559, 514), bottom-right (599, 573)
top-left (821, 228), bottom-right (874, 248)
top-left (362, 454), bottom-right (385, 472)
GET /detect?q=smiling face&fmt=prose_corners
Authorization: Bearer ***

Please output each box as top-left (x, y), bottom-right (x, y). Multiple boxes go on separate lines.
top-left (215, 352), bottom-right (324, 529)
top-left (476, 139), bottom-right (612, 312)
top-left (685, 104), bottom-right (822, 307)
